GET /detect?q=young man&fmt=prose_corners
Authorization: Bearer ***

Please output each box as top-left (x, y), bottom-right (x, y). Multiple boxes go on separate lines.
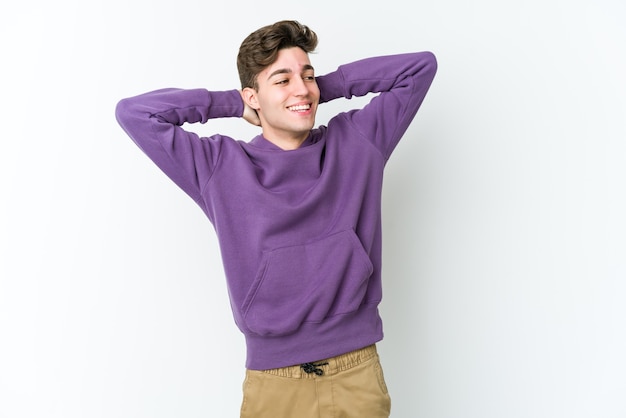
top-left (116, 20), bottom-right (436, 418)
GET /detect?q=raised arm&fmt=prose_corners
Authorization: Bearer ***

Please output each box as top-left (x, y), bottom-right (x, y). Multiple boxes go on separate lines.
top-left (316, 51), bottom-right (437, 159)
top-left (115, 88), bottom-right (244, 204)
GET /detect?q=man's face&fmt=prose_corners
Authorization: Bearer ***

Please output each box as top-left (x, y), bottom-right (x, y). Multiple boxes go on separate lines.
top-left (247, 47), bottom-right (320, 148)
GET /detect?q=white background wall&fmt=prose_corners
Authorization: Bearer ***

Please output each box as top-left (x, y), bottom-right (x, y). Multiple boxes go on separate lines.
top-left (1, 0), bottom-right (625, 417)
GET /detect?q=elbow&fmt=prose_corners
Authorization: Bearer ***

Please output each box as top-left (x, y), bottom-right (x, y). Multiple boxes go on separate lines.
top-left (114, 96), bottom-right (150, 133)
top-left (422, 51), bottom-right (438, 77)
top-left (114, 97), bottom-right (148, 140)
top-left (115, 97), bottom-right (133, 126)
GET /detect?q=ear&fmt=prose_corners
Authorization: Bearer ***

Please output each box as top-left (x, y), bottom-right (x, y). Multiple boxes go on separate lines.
top-left (241, 87), bottom-right (260, 110)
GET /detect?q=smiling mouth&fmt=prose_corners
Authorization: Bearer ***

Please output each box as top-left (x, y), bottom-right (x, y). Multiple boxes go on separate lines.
top-left (287, 104), bottom-right (311, 112)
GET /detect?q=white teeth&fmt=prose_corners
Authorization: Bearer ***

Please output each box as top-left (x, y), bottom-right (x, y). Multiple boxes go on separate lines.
top-left (288, 104), bottom-right (310, 111)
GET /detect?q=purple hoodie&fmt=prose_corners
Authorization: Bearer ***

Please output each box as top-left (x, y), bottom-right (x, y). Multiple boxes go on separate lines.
top-left (115, 52), bottom-right (437, 370)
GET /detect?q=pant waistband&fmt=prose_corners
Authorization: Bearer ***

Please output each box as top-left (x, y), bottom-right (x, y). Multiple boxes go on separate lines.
top-left (258, 345), bottom-right (378, 379)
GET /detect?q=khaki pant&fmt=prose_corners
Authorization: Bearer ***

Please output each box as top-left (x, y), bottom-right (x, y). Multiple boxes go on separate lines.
top-left (240, 345), bottom-right (391, 418)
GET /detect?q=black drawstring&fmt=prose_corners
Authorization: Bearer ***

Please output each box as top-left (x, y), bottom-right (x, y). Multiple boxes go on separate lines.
top-left (300, 361), bottom-right (329, 376)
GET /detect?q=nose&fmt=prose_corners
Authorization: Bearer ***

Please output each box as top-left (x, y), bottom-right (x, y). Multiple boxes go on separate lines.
top-left (292, 77), bottom-right (309, 96)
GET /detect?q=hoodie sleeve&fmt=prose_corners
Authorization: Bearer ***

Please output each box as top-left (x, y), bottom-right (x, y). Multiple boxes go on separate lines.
top-left (316, 51), bottom-right (437, 160)
top-left (115, 88), bottom-right (244, 205)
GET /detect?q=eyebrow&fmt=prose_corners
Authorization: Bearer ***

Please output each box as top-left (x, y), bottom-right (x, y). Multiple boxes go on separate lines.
top-left (267, 64), bottom-right (315, 80)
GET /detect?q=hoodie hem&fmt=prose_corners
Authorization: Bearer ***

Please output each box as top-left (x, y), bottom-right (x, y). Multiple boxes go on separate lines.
top-left (244, 305), bottom-right (383, 370)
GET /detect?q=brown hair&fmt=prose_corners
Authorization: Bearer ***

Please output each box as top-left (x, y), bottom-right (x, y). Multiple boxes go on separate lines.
top-left (237, 20), bottom-right (318, 89)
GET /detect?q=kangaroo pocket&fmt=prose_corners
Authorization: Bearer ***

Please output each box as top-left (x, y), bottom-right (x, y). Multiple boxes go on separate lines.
top-left (241, 229), bottom-right (374, 337)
